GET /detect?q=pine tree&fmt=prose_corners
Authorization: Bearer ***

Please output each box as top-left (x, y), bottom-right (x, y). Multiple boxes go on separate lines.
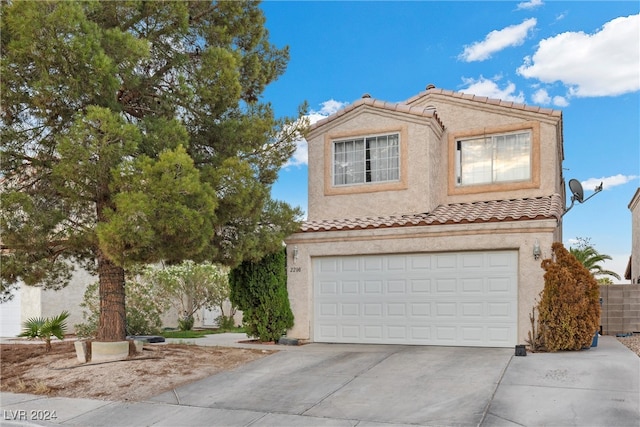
top-left (1, 1), bottom-right (305, 341)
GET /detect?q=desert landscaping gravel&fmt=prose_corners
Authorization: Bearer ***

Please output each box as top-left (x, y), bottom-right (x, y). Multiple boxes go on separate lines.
top-left (617, 334), bottom-right (640, 357)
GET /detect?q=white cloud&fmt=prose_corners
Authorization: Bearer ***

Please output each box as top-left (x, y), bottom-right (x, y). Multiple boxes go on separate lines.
top-left (581, 174), bottom-right (639, 191)
top-left (459, 18), bottom-right (537, 62)
top-left (316, 99), bottom-right (347, 117)
top-left (285, 137), bottom-right (308, 168)
top-left (531, 88), bottom-right (569, 107)
top-left (532, 88), bottom-right (551, 104)
top-left (284, 100), bottom-right (348, 168)
top-left (518, 14), bottom-right (640, 97)
top-left (460, 76), bottom-right (526, 103)
top-left (552, 95), bottom-right (569, 107)
top-left (517, 0), bottom-right (543, 11)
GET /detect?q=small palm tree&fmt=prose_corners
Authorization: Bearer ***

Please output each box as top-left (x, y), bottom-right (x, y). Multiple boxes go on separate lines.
top-left (569, 245), bottom-right (621, 282)
top-left (19, 311), bottom-right (70, 352)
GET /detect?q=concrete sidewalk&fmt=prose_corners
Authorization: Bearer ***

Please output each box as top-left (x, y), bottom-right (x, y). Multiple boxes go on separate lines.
top-left (1, 335), bottom-right (638, 426)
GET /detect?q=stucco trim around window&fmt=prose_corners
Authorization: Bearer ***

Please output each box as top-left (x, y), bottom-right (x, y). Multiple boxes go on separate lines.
top-left (324, 127), bottom-right (409, 196)
top-left (447, 121), bottom-right (541, 196)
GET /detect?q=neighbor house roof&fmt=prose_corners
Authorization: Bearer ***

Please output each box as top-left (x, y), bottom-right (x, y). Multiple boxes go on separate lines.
top-left (300, 194), bottom-right (564, 233)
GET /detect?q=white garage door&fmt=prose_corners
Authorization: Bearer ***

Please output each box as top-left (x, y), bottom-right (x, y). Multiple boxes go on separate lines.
top-left (314, 251), bottom-right (518, 347)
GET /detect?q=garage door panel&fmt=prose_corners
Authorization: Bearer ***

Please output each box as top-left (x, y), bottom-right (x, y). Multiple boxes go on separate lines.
top-left (388, 280), bottom-right (406, 293)
top-left (363, 303), bottom-right (383, 317)
top-left (364, 257), bottom-right (383, 271)
top-left (387, 303), bottom-right (406, 316)
top-left (319, 281), bottom-right (338, 295)
top-left (318, 258), bottom-right (339, 272)
top-left (409, 256), bottom-right (431, 270)
top-left (388, 257), bottom-right (407, 270)
top-left (341, 303), bottom-right (359, 316)
top-left (435, 278), bottom-right (456, 293)
top-left (314, 251), bottom-right (517, 347)
top-left (461, 253), bottom-right (484, 269)
top-left (342, 281), bottom-right (359, 294)
top-left (364, 280), bottom-right (383, 294)
top-left (461, 278), bottom-right (484, 293)
top-left (488, 276), bottom-right (513, 293)
top-left (342, 258), bottom-right (360, 271)
top-left (434, 254), bottom-right (457, 270)
top-left (319, 303), bottom-right (338, 316)
top-left (410, 279), bottom-right (431, 293)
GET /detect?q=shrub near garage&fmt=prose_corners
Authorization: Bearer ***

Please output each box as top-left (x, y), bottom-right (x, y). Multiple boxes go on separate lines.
top-left (537, 242), bottom-right (601, 351)
top-left (229, 249), bottom-right (293, 343)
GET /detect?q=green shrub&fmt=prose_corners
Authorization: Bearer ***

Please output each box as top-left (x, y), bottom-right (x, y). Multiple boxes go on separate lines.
top-left (537, 242), bottom-right (600, 351)
top-left (143, 261), bottom-right (234, 330)
top-left (178, 315), bottom-right (195, 331)
top-left (19, 311), bottom-right (70, 352)
top-left (216, 315), bottom-right (236, 330)
top-left (229, 249), bottom-right (293, 342)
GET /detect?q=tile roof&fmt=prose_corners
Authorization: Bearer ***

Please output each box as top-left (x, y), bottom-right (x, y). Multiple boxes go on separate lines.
top-left (309, 97), bottom-right (445, 133)
top-left (300, 194), bottom-right (564, 233)
top-left (405, 87), bottom-right (563, 117)
top-left (308, 87), bottom-right (562, 135)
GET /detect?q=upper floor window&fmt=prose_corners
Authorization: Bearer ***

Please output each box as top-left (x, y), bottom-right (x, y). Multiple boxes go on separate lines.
top-left (455, 131), bottom-right (531, 186)
top-left (333, 133), bottom-right (400, 186)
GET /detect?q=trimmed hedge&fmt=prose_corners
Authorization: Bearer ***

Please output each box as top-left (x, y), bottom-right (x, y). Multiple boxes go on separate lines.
top-left (229, 249), bottom-right (294, 342)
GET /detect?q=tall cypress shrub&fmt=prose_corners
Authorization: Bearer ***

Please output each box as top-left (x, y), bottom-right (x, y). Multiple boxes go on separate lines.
top-left (538, 242), bottom-right (600, 351)
top-left (229, 249), bottom-right (294, 342)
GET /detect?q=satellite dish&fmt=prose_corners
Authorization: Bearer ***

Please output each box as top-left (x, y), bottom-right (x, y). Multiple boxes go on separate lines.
top-left (569, 179), bottom-right (584, 203)
top-left (563, 178), bottom-right (603, 216)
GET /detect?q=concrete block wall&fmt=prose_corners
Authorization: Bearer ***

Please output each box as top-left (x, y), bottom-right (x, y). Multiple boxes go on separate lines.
top-left (599, 285), bottom-right (640, 335)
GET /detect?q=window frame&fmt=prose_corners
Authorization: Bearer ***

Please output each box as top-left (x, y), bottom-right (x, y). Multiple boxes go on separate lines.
top-left (448, 122), bottom-right (540, 195)
top-left (324, 127), bottom-right (408, 196)
top-left (332, 132), bottom-right (401, 187)
top-left (455, 130), bottom-right (532, 186)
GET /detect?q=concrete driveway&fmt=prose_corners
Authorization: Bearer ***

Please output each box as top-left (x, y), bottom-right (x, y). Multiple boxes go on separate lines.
top-left (2, 336), bottom-right (637, 426)
top-left (150, 344), bottom-right (511, 426)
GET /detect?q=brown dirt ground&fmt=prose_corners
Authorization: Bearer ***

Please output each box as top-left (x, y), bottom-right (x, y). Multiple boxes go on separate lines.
top-left (0, 341), bottom-right (274, 402)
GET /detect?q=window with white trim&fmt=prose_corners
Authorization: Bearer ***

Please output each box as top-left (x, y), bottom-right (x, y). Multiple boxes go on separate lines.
top-left (455, 131), bottom-right (531, 186)
top-left (333, 133), bottom-right (400, 186)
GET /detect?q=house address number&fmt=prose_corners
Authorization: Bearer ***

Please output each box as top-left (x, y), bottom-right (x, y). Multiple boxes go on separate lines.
top-left (289, 267), bottom-right (302, 273)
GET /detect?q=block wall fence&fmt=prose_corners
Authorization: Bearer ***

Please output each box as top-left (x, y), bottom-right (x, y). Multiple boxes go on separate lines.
top-left (599, 285), bottom-right (640, 335)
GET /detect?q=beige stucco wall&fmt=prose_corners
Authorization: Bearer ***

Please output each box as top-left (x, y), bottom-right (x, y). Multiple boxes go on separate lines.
top-left (307, 95), bottom-right (564, 223)
top-left (307, 107), bottom-right (444, 220)
top-left (630, 188), bottom-right (640, 283)
top-left (411, 94), bottom-right (564, 204)
top-left (286, 219), bottom-right (560, 345)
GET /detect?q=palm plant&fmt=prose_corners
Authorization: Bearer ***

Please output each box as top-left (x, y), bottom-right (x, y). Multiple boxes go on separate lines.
top-left (569, 245), bottom-right (621, 282)
top-left (19, 311), bottom-right (70, 352)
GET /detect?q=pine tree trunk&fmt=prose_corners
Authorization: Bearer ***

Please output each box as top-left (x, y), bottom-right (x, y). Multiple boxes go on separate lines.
top-left (96, 249), bottom-right (127, 341)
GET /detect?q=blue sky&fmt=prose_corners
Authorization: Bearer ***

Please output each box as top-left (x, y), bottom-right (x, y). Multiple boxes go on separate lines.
top-left (261, 0), bottom-right (639, 282)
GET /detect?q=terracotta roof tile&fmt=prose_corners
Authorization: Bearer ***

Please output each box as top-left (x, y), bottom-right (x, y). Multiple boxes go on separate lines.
top-left (308, 97), bottom-right (445, 133)
top-left (404, 88), bottom-right (562, 117)
top-left (300, 194), bottom-right (563, 233)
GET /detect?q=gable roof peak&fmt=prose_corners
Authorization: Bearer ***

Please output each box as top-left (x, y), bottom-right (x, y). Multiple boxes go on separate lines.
top-left (309, 96), bottom-right (444, 133)
top-left (406, 87), bottom-right (562, 117)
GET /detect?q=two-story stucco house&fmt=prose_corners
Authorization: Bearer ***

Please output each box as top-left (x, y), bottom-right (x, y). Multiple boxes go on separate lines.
top-left (284, 86), bottom-right (566, 348)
